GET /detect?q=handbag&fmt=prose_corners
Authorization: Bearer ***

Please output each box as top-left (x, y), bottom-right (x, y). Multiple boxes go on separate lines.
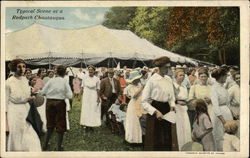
top-left (29, 94), bottom-right (45, 107)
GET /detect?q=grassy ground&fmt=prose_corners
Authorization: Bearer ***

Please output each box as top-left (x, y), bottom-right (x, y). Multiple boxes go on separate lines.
top-left (41, 97), bottom-right (143, 151)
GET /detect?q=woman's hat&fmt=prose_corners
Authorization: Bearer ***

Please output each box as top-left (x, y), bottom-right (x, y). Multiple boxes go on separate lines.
top-left (127, 71), bottom-right (142, 83)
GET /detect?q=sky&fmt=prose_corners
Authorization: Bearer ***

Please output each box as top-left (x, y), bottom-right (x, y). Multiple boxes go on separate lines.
top-left (6, 7), bottom-right (111, 32)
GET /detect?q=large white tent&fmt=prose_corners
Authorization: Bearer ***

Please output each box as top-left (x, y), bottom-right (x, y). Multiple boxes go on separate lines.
top-left (6, 23), bottom-right (197, 67)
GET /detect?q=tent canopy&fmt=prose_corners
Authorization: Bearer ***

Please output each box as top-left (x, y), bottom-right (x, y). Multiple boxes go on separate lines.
top-left (6, 23), bottom-right (198, 67)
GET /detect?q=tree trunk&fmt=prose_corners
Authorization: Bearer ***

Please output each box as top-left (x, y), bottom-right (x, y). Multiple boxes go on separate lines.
top-left (223, 48), bottom-right (226, 65)
top-left (218, 49), bottom-right (223, 65)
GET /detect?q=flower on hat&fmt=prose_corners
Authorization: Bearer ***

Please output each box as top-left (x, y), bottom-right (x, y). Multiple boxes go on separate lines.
top-left (127, 71), bottom-right (142, 83)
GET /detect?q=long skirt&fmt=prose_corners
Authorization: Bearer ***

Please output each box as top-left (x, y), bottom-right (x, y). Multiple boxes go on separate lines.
top-left (144, 100), bottom-right (177, 151)
top-left (7, 102), bottom-right (41, 151)
top-left (175, 104), bottom-right (192, 150)
top-left (211, 105), bottom-right (233, 151)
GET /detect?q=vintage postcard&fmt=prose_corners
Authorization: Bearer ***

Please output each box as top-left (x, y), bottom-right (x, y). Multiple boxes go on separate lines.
top-left (1, 1), bottom-right (249, 158)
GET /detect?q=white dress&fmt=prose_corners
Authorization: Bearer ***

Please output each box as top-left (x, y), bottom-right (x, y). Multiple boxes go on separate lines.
top-left (174, 82), bottom-right (192, 150)
top-left (80, 75), bottom-right (101, 127)
top-left (6, 76), bottom-right (41, 151)
top-left (125, 84), bottom-right (143, 143)
top-left (211, 81), bottom-right (233, 151)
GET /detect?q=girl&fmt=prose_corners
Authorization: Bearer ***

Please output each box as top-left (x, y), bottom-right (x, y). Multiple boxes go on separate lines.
top-left (192, 99), bottom-right (215, 151)
top-left (223, 120), bottom-right (240, 151)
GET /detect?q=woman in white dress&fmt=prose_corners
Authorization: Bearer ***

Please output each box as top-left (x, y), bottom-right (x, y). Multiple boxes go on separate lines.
top-left (210, 68), bottom-right (233, 151)
top-left (80, 65), bottom-right (101, 131)
top-left (228, 71), bottom-right (240, 138)
top-left (124, 71), bottom-right (145, 144)
top-left (173, 69), bottom-right (192, 150)
top-left (6, 59), bottom-right (41, 151)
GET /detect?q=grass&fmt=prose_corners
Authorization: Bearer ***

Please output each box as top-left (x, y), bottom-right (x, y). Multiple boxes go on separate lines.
top-left (41, 97), bottom-right (143, 151)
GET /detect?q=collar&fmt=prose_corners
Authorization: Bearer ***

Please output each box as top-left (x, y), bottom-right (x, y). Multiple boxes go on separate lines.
top-left (215, 81), bottom-right (224, 87)
top-left (150, 73), bottom-right (172, 81)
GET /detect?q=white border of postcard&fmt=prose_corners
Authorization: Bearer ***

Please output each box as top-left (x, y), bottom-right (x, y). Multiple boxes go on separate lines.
top-left (1, 1), bottom-right (249, 158)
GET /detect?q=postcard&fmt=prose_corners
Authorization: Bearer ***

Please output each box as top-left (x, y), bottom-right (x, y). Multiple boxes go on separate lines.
top-left (1, 1), bottom-right (249, 158)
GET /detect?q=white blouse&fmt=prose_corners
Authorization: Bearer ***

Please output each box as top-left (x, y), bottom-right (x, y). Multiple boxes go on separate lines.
top-left (141, 73), bottom-right (175, 115)
top-left (211, 81), bottom-right (230, 117)
top-left (81, 75), bottom-right (100, 90)
top-left (173, 82), bottom-right (188, 101)
top-left (6, 76), bottom-right (30, 111)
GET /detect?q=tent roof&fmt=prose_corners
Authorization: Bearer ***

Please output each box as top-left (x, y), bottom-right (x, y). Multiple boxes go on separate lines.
top-left (6, 23), bottom-right (197, 65)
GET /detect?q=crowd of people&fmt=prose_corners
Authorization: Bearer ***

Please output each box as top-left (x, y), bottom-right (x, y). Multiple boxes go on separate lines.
top-left (5, 56), bottom-right (240, 152)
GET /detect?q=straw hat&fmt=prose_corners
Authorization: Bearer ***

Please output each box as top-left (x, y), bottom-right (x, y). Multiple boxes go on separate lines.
top-left (127, 71), bottom-right (142, 83)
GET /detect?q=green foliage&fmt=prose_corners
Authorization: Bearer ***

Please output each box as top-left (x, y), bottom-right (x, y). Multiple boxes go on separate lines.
top-left (102, 7), bottom-right (240, 65)
top-left (128, 7), bottom-right (169, 48)
top-left (103, 7), bottom-right (137, 30)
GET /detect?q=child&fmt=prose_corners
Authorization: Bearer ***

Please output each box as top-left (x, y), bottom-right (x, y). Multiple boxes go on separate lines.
top-left (108, 100), bottom-right (127, 128)
top-left (192, 99), bottom-right (215, 151)
top-left (223, 120), bottom-right (240, 151)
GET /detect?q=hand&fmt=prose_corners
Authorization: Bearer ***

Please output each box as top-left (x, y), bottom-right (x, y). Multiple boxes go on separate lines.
top-left (27, 96), bottom-right (36, 101)
top-left (31, 88), bottom-right (38, 94)
top-left (97, 97), bottom-right (100, 104)
top-left (102, 96), bottom-right (108, 100)
top-left (177, 101), bottom-right (186, 105)
top-left (155, 110), bottom-right (163, 120)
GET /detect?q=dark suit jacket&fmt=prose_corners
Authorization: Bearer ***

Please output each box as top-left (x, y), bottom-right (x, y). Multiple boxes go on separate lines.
top-left (100, 77), bottom-right (122, 99)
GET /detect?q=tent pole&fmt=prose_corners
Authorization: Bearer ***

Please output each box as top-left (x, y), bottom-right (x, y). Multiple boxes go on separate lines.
top-left (48, 51), bottom-right (51, 70)
top-left (113, 57), bottom-right (118, 67)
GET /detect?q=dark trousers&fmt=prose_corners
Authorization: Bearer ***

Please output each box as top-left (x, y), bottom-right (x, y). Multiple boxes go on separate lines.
top-left (144, 100), bottom-right (173, 151)
top-left (101, 93), bottom-right (117, 121)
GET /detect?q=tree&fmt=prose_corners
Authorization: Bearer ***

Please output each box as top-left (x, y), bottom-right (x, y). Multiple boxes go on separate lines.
top-left (165, 7), bottom-right (240, 65)
top-left (128, 7), bottom-right (170, 48)
top-left (103, 7), bottom-right (137, 30)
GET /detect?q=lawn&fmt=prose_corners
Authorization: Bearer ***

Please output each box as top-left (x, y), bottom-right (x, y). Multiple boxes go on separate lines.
top-left (41, 97), bottom-right (143, 151)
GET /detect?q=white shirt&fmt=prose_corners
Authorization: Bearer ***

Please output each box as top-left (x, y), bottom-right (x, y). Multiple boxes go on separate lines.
top-left (211, 81), bottom-right (230, 116)
top-left (141, 73), bottom-right (176, 115)
top-left (173, 82), bottom-right (188, 101)
top-left (109, 77), bottom-right (116, 93)
top-left (223, 133), bottom-right (240, 152)
top-left (40, 77), bottom-right (73, 100)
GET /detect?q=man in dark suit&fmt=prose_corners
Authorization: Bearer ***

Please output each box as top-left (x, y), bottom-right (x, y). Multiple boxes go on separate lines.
top-left (100, 69), bottom-right (122, 123)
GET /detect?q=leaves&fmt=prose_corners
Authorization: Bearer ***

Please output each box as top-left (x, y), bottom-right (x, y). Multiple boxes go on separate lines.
top-left (102, 7), bottom-right (239, 65)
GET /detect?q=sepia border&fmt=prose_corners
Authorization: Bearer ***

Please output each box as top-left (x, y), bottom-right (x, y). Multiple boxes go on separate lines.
top-left (1, 1), bottom-right (249, 158)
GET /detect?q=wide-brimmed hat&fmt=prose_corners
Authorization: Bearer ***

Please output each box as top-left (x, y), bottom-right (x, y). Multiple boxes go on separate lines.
top-left (127, 71), bottom-right (142, 83)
